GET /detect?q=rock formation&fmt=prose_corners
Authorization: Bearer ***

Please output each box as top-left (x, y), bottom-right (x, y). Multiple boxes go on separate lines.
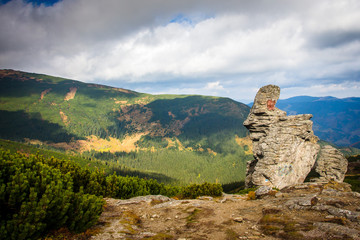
top-left (315, 145), bottom-right (348, 182)
top-left (244, 85), bottom-right (321, 189)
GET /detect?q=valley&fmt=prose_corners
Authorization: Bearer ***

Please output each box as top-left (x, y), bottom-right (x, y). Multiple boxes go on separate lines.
top-left (0, 69), bottom-right (251, 185)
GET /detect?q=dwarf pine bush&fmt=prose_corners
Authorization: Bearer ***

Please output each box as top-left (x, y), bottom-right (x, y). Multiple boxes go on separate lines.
top-left (0, 150), bottom-right (104, 240)
top-left (180, 182), bottom-right (223, 199)
top-left (0, 148), bottom-right (227, 239)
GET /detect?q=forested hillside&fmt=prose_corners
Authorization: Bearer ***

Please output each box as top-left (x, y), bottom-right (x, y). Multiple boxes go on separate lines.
top-left (0, 69), bottom-right (251, 184)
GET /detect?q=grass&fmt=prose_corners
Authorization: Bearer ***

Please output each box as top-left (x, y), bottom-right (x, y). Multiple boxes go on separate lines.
top-left (185, 208), bottom-right (201, 227)
top-left (225, 228), bottom-right (239, 240)
top-left (344, 175), bottom-right (360, 192)
top-left (142, 233), bottom-right (174, 240)
top-left (119, 211), bottom-right (142, 235)
top-left (259, 212), bottom-right (314, 239)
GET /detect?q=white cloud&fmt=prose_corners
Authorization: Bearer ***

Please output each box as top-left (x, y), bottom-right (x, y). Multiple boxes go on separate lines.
top-left (206, 81), bottom-right (224, 90)
top-left (45, 14), bottom-right (306, 82)
top-left (281, 82), bottom-right (360, 99)
top-left (0, 0), bottom-right (359, 102)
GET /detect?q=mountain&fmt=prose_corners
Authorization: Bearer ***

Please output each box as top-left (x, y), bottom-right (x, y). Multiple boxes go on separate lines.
top-left (275, 96), bottom-right (360, 146)
top-left (0, 69), bottom-right (252, 184)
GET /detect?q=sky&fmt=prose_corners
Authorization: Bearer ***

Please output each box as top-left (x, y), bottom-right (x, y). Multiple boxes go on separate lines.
top-left (0, 0), bottom-right (359, 103)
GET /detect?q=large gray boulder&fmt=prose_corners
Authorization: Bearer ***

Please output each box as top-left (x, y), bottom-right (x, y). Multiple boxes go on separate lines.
top-left (315, 145), bottom-right (348, 182)
top-left (244, 85), bottom-right (320, 189)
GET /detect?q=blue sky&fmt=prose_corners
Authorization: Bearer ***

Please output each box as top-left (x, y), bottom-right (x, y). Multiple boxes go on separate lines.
top-left (0, 0), bottom-right (59, 6)
top-left (0, 0), bottom-right (359, 103)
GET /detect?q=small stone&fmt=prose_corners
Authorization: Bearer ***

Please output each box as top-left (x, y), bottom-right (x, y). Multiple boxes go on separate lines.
top-left (352, 192), bottom-right (360, 198)
top-left (255, 186), bottom-right (271, 197)
top-left (251, 225), bottom-right (259, 230)
top-left (141, 232), bottom-right (156, 237)
top-left (298, 197), bottom-right (318, 206)
top-left (198, 196), bottom-right (213, 201)
top-left (233, 217), bottom-right (243, 223)
top-left (275, 192), bottom-right (283, 198)
top-left (325, 215), bottom-right (335, 219)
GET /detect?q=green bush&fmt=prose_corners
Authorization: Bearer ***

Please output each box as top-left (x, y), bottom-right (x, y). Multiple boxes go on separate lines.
top-left (180, 182), bottom-right (223, 199)
top-left (0, 147), bottom-right (232, 239)
top-left (0, 150), bottom-right (104, 240)
top-left (344, 175), bottom-right (360, 193)
top-left (347, 154), bottom-right (360, 162)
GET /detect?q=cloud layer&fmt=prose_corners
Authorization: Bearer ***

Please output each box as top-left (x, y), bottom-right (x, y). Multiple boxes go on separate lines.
top-left (0, 0), bottom-right (359, 102)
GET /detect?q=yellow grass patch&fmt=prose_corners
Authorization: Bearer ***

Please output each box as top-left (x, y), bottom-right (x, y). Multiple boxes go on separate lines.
top-left (78, 134), bottom-right (146, 153)
top-left (207, 148), bottom-right (217, 156)
top-left (59, 111), bottom-right (69, 125)
top-left (165, 137), bottom-right (187, 151)
top-left (113, 98), bottom-right (128, 105)
top-left (235, 135), bottom-right (253, 155)
top-left (49, 133), bottom-right (146, 153)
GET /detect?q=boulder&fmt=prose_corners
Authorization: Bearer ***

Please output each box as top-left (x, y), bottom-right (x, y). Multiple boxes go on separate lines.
top-left (244, 85), bottom-right (320, 189)
top-left (315, 145), bottom-right (348, 182)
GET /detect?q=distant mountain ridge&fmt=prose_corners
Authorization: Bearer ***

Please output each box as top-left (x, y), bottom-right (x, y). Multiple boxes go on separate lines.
top-left (249, 95), bottom-right (360, 147)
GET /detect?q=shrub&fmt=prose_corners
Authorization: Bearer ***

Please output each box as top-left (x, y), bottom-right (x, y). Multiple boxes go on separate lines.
top-left (0, 150), bottom-right (104, 240)
top-left (237, 187), bottom-right (257, 195)
top-left (180, 182), bottom-right (223, 199)
top-left (247, 191), bottom-right (256, 200)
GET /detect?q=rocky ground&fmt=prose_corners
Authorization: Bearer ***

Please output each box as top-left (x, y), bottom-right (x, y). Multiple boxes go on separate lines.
top-left (88, 181), bottom-right (360, 240)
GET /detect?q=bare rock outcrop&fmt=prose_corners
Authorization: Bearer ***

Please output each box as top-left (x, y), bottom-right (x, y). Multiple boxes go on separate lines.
top-left (89, 182), bottom-right (360, 240)
top-left (315, 145), bottom-right (348, 182)
top-left (244, 85), bottom-right (320, 189)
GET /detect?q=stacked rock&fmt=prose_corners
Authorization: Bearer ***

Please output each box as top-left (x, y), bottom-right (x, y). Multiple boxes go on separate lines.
top-left (244, 85), bottom-right (347, 189)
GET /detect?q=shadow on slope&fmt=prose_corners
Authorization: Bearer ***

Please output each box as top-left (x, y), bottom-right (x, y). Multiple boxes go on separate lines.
top-left (146, 95), bottom-right (249, 137)
top-left (0, 110), bottom-right (78, 143)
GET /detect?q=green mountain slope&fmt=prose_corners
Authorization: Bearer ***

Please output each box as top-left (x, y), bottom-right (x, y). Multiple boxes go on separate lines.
top-left (0, 69), bottom-right (251, 184)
